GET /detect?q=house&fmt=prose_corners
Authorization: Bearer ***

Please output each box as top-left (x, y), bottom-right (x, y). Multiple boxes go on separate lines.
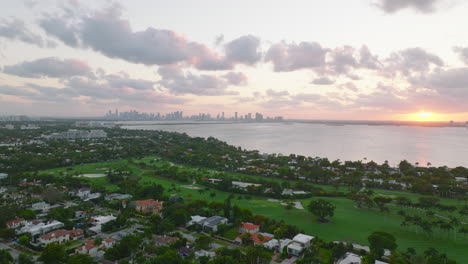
top-left (88, 215), bottom-right (117, 233)
top-left (105, 193), bottom-right (133, 201)
top-left (135, 199), bottom-right (164, 214)
top-left (38, 228), bottom-right (84, 246)
top-left (154, 235), bottom-right (179, 246)
top-left (198, 216), bottom-right (228, 232)
top-left (38, 229), bottom-right (70, 246)
top-left (75, 211), bottom-right (88, 219)
top-left (195, 250), bottom-right (216, 259)
top-left (18, 220), bottom-right (64, 236)
top-left (239, 222), bottom-right (260, 234)
top-left (263, 238), bottom-right (292, 252)
top-left (187, 215), bottom-right (207, 227)
top-left (6, 218), bottom-right (26, 229)
top-left (76, 241), bottom-right (102, 258)
top-left (70, 188), bottom-right (101, 201)
top-left (0, 173), bottom-right (7, 180)
top-left (102, 238), bottom-right (116, 249)
top-left (455, 177), bottom-right (467, 183)
top-left (31, 202), bottom-right (51, 211)
top-left (287, 234), bottom-right (314, 256)
top-left (68, 228), bottom-right (84, 240)
top-left (235, 232), bottom-right (274, 245)
top-left (336, 252), bottom-right (362, 264)
top-left (232, 181), bottom-right (262, 190)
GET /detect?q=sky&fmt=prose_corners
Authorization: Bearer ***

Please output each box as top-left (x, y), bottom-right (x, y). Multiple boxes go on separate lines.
top-left (1, 0), bottom-right (468, 121)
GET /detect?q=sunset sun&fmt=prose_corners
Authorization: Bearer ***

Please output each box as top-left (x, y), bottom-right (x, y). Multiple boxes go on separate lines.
top-left (417, 111), bottom-right (433, 119)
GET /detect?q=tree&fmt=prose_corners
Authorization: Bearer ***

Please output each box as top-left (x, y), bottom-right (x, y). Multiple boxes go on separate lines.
top-left (39, 243), bottom-right (67, 264)
top-left (18, 235), bottom-right (30, 246)
top-left (67, 254), bottom-right (97, 264)
top-left (0, 249), bottom-right (13, 264)
top-left (18, 253), bottom-right (34, 264)
top-left (307, 199), bottom-right (336, 222)
top-left (194, 235), bottom-right (212, 250)
top-left (368, 231), bottom-right (397, 260)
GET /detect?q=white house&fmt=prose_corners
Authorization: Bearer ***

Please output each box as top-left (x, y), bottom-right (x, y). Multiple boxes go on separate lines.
top-left (75, 241), bottom-right (102, 258)
top-left (232, 181), bottom-right (262, 190)
top-left (263, 238), bottom-right (292, 252)
top-left (239, 222), bottom-right (260, 234)
top-left (6, 218), bottom-right (26, 229)
top-left (336, 252), bottom-right (362, 264)
top-left (38, 229), bottom-right (70, 246)
top-left (31, 202), bottom-right (51, 211)
top-left (18, 220), bottom-right (64, 236)
top-left (88, 215), bottom-right (117, 233)
top-left (187, 215), bottom-right (207, 227)
top-left (0, 173), bottom-right (8, 180)
top-left (188, 215), bottom-right (228, 232)
top-left (287, 234), bottom-right (314, 256)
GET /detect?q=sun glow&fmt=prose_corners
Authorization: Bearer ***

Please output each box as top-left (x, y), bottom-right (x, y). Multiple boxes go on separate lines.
top-left (396, 110), bottom-right (445, 121)
top-left (417, 111), bottom-right (433, 119)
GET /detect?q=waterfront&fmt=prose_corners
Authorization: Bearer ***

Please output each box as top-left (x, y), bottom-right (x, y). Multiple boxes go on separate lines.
top-left (123, 122), bottom-right (468, 167)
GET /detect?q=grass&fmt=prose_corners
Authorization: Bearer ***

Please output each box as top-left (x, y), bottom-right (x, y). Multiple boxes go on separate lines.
top-left (40, 156), bottom-right (468, 262)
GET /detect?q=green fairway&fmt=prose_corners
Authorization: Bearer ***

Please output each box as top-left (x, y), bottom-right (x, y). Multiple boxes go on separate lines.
top-left (41, 156), bottom-right (468, 262)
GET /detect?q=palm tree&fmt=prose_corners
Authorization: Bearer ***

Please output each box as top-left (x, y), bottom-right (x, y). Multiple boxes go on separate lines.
top-left (449, 216), bottom-right (461, 240)
top-left (440, 222), bottom-right (453, 239)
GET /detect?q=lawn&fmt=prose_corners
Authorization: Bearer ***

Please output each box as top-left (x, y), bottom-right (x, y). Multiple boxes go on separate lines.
top-left (41, 156), bottom-right (468, 262)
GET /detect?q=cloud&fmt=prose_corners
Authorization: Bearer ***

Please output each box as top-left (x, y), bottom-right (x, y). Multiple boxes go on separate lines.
top-left (385, 47), bottom-right (443, 76)
top-left (338, 82), bottom-right (359, 92)
top-left (453, 47), bottom-right (468, 65)
top-left (39, 16), bottom-right (80, 47)
top-left (265, 89), bottom-right (290, 97)
top-left (157, 66), bottom-right (244, 96)
top-left (3, 57), bottom-right (92, 78)
top-left (376, 0), bottom-right (441, 13)
top-left (311, 76), bottom-right (335, 85)
top-left (223, 72), bottom-right (248, 86)
top-left (39, 5), bottom-right (260, 71)
top-left (0, 18), bottom-right (51, 48)
top-left (105, 73), bottom-right (155, 90)
top-left (359, 45), bottom-right (382, 70)
top-left (418, 68), bottom-right (468, 98)
top-left (224, 35), bottom-right (261, 65)
top-left (328, 46), bottom-right (359, 74)
top-left (265, 41), bottom-right (328, 72)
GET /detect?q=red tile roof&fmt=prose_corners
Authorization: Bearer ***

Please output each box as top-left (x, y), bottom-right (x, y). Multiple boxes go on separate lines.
top-left (241, 222), bottom-right (260, 231)
top-left (136, 199), bottom-right (163, 206)
top-left (40, 229), bottom-right (70, 240)
top-left (251, 233), bottom-right (273, 245)
top-left (6, 218), bottom-right (25, 227)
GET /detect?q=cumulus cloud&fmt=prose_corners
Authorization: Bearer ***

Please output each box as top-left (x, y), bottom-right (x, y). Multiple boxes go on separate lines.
top-left (3, 57), bottom-right (92, 78)
top-left (0, 18), bottom-right (52, 48)
top-left (265, 41), bottom-right (328, 72)
top-left (376, 0), bottom-right (441, 13)
top-left (265, 89), bottom-right (290, 97)
top-left (157, 66), bottom-right (246, 96)
top-left (338, 82), bottom-right (359, 92)
top-left (453, 47), bottom-right (468, 65)
top-left (39, 5), bottom-right (260, 70)
top-left (417, 68), bottom-right (468, 99)
top-left (311, 76), bottom-right (335, 85)
top-left (223, 72), bottom-right (248, 86)
top-left (385, 47), bottom-right (443, 76)
top-left (224, 35), bottom-right (261, 65)
top-left (39, 16), bottom-right (80, 47)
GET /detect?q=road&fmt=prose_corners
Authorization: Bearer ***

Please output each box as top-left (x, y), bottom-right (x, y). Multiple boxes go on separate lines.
top-left (0, 241), bottom-right (21, 260)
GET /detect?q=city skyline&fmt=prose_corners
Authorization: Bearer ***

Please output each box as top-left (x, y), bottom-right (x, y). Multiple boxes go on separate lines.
top-left (1, 1), bottom-right (468, 121)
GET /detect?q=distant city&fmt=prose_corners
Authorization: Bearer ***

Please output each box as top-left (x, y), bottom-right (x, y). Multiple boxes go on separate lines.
top-left (104, 109), bottom-right (284, 122)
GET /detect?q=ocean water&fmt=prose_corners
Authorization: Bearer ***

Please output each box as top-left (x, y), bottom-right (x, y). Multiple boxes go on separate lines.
top-left (122, 122), bottom-right (468, 167)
